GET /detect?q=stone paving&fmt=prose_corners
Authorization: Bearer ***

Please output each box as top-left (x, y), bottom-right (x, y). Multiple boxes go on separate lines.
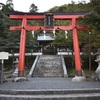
top-left (0, 78), bottom-right (100, 90)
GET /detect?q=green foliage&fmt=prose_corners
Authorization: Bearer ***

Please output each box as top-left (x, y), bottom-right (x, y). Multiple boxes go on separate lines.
top-left (0, 11), bottom-right (11, 47)
top-left (67, 69), bottom-right (95, 78)
top-left (0, 10), bottom-right (21, 52)
top-left (81, 0), bottom-right (100, 54)
top-left (48, 2), bottom-right (92, 12)
top-left (29, 4), bottom-right (38, 13)
top-left (0, 1), bottom-right (14, 14)
top-left (52, 31), bottom-right (67, 45)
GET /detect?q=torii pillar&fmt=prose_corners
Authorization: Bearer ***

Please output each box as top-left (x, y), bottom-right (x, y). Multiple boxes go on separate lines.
top-left (71, 18), bottom-right (86, 82)
top-left (18, 18), bottom-right (27, 77)
top-left (72, 18), bottom-right (82, 76)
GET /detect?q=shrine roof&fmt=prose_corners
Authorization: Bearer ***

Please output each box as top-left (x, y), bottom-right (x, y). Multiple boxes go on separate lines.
top-left (37, 33), bottom-right (55, 41)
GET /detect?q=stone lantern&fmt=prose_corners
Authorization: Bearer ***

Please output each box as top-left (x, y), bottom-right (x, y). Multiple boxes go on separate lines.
top-left (13, 58), bottom-right (19, 77)
top-left (94, 49), bottom-right (100, 81)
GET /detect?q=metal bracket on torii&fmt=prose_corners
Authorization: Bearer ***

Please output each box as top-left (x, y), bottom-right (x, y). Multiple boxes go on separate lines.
top-left (9, 12), bottom-right (88, 78)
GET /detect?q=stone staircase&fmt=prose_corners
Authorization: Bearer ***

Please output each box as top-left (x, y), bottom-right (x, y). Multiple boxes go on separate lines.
top-left (0, 89), bottom-right (100, 100)
top-left (32, 55), bottom-right (64, 77)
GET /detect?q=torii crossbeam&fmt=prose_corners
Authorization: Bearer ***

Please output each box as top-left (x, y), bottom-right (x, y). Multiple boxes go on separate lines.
top-left (9, 12), bottom-right (88, 78)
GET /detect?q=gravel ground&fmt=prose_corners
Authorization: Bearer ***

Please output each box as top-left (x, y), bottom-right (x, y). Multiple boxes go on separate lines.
top-left (0, 77), bottom-right (100, 90)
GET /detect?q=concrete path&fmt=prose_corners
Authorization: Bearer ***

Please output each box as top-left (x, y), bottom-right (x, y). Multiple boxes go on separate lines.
top-left (0, 78), bottom-right (100, 90)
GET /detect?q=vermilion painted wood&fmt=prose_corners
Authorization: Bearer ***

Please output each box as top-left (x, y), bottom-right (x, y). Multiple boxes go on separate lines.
top-left (10, 25), bottom-right (88, 31)
top-left (9, 13), bottom-right (88, 77)
top-left (18, 18), bottom-right (27, 77)
top-left (10, 14), bottom-right (84, 20)
top-left (72, 18), bottom-right (82, 76)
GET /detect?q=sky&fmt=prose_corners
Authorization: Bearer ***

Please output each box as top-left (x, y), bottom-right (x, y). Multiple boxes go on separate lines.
top-left (0, 0), bottom-right (90, 12)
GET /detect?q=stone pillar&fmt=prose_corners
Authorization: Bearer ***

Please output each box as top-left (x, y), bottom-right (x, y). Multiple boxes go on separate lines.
top-left (94, 49), bottom-right (100, 81)
top-left (13, 58), bottom-right (19, 77)
top-left (0, 62), bottom-right (3, 83)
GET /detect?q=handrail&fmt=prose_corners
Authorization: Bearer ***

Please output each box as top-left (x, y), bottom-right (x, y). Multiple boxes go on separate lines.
top-left (28, 55), bottom-right (39, 76)
top-left (61, 55), bottom-right (68, 77)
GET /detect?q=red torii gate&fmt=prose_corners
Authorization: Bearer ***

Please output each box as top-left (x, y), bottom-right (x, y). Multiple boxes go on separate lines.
top-left (9, 12), bottom-right (88, 77)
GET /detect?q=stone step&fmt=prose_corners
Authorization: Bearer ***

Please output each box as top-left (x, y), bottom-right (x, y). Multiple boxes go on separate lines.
top-left (0, 89), bottom-right (100, 100)
top-left (34, 74), bottom-right (63, 77)
top-left (32, 55), bottom-right (64, 77)
top-left (0, 88), bottom-right (100, 95)
top-left (36, 64), bottom-right (62, 67)
top-left (0, 93), bottom-right (100, 100)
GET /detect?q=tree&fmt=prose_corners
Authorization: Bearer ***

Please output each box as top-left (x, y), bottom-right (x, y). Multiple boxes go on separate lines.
top-left (0, 11), bottom-right (11, 48)
top-left (6, 0), bottom-right (14, 9)
top-left (29, 4), bottom-right (38, 13)
top-left (82, 0), bottom-right (100, 51)
top-left (83, 0), bottom-right (100, 31)
top-left (0, 0), bottom-right (14, 14)
top-left (0, 9), bottom-right (21, 52)
top-left (0, 3), bottom-right (5, 10)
